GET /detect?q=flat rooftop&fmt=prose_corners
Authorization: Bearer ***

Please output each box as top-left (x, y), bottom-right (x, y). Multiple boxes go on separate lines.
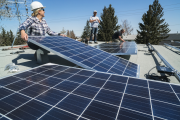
top-left (0, 42), bottom-right (180, 84)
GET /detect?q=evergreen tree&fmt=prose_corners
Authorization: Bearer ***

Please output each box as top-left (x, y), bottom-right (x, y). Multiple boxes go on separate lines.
top-left (98, 4), bottom-right (120, 42)
top-left (14, 31), bottom-right (25, 45)
top-left (67, 30), bottom-right (70, 37)
top-left (135, 0), bottom-right (170, 45)
top-left (70, 30), bottom-right (76, 39)
top-left (81, 20), bottom-right (91, 39)
top-left (0, 27), bottom-right (6, 46)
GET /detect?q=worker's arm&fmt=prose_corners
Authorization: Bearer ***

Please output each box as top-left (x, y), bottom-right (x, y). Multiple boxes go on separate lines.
top-left (21, 30), bottom-right (28, 41)
top-left (119, 36), bottom-right (125, 42)
top-left (19, 18), bottom-right (33, 41)
top-left (89, 19), bottom-right (97, 23)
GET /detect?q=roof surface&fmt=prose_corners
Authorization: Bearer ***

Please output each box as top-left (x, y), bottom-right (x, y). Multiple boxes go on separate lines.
top-left (0, 42), bottom-right (179, 84)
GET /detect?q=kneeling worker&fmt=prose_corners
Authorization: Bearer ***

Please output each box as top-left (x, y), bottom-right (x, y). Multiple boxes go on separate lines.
top-left (19, 1), bottom-right (66, 60)
top-left (112, 29), bottom-right (125, 42)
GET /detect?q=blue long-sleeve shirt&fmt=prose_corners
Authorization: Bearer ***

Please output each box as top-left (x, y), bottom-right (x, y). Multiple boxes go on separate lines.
top-left (19, 17), bottom-right (59, 36)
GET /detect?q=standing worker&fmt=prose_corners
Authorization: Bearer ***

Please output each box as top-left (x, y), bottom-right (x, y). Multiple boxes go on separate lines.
top-left (89, 10), bottom-right (100, 44)
top-left (112, 29), bottom-right (126, 42)
top-left (19, 1), bottom-right (66, 60)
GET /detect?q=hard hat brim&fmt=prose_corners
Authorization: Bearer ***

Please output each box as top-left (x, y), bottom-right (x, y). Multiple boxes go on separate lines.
top-left (31, 6), bottom-right (46, 11)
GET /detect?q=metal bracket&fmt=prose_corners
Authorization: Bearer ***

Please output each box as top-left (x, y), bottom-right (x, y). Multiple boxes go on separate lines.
top-left (37, 48), bottom-right (50, 64)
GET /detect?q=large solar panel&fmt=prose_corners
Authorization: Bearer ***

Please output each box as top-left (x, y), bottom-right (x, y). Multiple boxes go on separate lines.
top-left (28, 36), bottom-right (140, 78)
top-left (0, 63), bottom-right (180, 120)
top-left (94, 41), bottom-right (137, 55)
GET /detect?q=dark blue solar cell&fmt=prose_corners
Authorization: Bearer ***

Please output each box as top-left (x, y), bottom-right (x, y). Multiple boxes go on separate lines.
top-left (171, 84), bottom-right (180, 94)
top-left (149, 81), bottom-right (173, 92)
top-left (91, 56), bottom-right (104, 61)
top-left (123, 69), bottom-right (137, 77)
top-left (15, 71), bottom-right (35, 78)
top-left (53, 72), bottom-right (73, 79)
top-left (26, 74), bottom-right (49, 82)
top-left (52, 66), bottom-right (69, 71)
top-left (42, 43), bottom-right (55, 48)
top-left (92, 73), bottom-right (111, 80)
top-left (81, 61), bottom-right (96, 67)
top-left (69, 50), bottom-right (79, 55)
top-left (30, 67), bottom-right (47, 73)
top-left (61, 51), bottom-right (74, 57)
top-left (125, 85), bottom-right (149, 98)
top-left (51, 47), bottom-right (64, 52)
top-left (0, 88), bottom-right (13, 99)
top-left (98, 63), bottom-right (112, 70)
top-left (20, 84), bottom-right (49, 97)
top-left (128, 78), bottom-right (148, 87)
top-left (59, 46), bottom-right (69, 51)
top-left (78, 118), bottom-right (87, 120)
top-left (6, 80), bottom-right (34, 91)
top-left (0, 93), bottom-right (30, 114)
top-left (121, 94), bottom-right (152, 114)
top-left (0, 117), bottom-right (10, 120)
top-left (39, 77), bottom-right (63, 87)
top-left (77, 54), bottom-right (89, 59)
top-left (150, 89), bottom-right (180, 105)
top-left (84, 78), bottom-right (106, 87)
top-left (77, 70), bottom-right (95, 76)
top-left (36, 89), bottom-right (68, 105)
top-left (109, 75), bottom-right (128, 83)
top-left (109, 67), bottom-right (124, 75)
top-left (102, 60), bottom-right (114, 66)
top-left (71, 56), bottom-right (84, 62)
top-left (68, 75), bottom-right (89, 83)
top-left (57, 94), bottom-right (91, 115)
top-left (154, 117), bottom-right (165, 120)
top-left (39, 108), bottom-right (78, 120)
top-left (117, 108), bottom-right (153, 120)
top-left (87, 58), bottom-right (99, 63)
top-left (152, 100), bottom-right (180, 120)
top-left (93, 65), bottom-right (108, 72)
top-left (7, 100), bottom-right (51, 120)
top-left (82, 101), bottom-right (118, 120)
top-left (0, 76), bottom-right (21, 86)
top-left (63, 68), bottom-right (81, 73)
top-left (73, 85), bottom-right (99, 99)
top-left (114, 62), bottom-right (127, 69)
top-left (103, 81), bottom-right (126, 93)
top-left (95, 89), bottom-right (123, 106)
top-left (40, 70), bottom-right (59, 76)
top-left (55, 81), bottom-right (80, 92)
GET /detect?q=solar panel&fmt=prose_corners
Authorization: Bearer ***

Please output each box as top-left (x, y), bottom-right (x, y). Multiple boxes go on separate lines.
top-left (28, 36), bottom-right (140, 78)
top-left (0, 63), bottom-right (180, 120)
top-left (95, 41), bottom-right (137, 55)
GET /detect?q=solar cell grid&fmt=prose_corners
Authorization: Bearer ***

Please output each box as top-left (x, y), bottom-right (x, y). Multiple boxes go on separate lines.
top-left (28, 36), bottom-right (140, 78)
top-left (0, 63), bottom-right (179, 120)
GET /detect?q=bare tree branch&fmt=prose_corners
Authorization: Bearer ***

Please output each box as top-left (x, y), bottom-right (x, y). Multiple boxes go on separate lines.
top-left (121, 19), bottom-right (133, 36)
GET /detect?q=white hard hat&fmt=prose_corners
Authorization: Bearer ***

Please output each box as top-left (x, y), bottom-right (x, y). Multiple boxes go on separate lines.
top-left (93, 10), bottom-right (97, 13)
top-left (30, 1), bottom-right (45, 11)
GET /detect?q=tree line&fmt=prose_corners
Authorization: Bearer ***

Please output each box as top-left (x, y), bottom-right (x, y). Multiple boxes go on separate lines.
top-left (81, 0), bottom-right (170, 45)
top-left (0, 27), bottom-right (25, 46)
top-left (60, 27), bottom-right (76, 39)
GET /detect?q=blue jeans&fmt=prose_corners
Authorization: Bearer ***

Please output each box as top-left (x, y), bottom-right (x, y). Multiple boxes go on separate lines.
top-left (90, 27), bottom-right (97, 42)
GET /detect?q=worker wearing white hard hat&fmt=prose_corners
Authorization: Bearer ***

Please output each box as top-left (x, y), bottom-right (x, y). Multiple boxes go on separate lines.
top-left (19, 1), bottom-right (66, 60)
top-left (89, 10), bottom-right (100, 44)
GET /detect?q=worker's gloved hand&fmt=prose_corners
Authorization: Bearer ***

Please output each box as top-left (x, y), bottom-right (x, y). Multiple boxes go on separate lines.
top-left (21, 30), bottom-right (28, 41)
top-left (60, 34), bottom-right (66, 37)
